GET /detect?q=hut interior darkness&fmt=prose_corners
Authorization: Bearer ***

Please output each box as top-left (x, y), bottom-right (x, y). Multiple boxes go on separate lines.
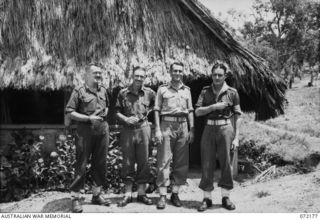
top-left (0, 0), bottom-right (287, 165)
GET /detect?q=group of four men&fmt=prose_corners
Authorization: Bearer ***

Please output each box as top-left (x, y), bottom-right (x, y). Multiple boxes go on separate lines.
top-left (65, 61), bottom-right (241, 213)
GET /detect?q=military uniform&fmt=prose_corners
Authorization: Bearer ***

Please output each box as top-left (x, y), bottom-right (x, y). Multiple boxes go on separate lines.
top-left (115, 85), bottom-right (155, 185)
top-left (196, 82), bottom-right (241, 192)
top-left (65, 84), bottom-right (109, 192)
top-left (154, 83), bottom-right (193, 187)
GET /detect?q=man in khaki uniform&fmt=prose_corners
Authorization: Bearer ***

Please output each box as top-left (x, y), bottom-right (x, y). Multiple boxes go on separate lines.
top-left (65, 63), bottom-right (110, 213)
top-left (115, 66), bottom-right (155, 207)
top-left (154, 62), bottom-right (195, 209)
top-left (195, 61), bottom-right (241, 211)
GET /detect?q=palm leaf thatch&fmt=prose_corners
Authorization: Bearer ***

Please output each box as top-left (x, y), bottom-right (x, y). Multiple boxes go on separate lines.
top-left (0, 0), bottom-right (286, 120)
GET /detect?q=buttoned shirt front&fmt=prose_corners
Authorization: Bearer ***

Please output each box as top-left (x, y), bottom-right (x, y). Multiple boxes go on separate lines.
top-left (154, 83), bottom-right (194, 116)
top-left (115, 85), bottom-right (155, 121)
top-left (196, 82), bottom-right (242, 120)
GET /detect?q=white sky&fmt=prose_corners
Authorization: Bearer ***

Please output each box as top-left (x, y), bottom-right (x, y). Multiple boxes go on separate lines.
top-left (199, 0), bottom-right (257, 28)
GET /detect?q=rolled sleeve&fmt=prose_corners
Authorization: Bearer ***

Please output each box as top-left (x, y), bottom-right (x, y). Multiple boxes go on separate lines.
top-left (154, 87), bottom-right (163, 112)
top-left (115, 92), bottom-right (123, 113)
top-left (195, 89), bottom-right (205, 108)
top-left (233, 91), bottom-right (242, 115)
top-left (65, 89), bottom-right (79, 114)
top-left (187, 90), bottom-right (194, 112)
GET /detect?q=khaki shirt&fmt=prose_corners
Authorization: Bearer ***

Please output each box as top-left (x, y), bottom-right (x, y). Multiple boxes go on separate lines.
top-left (115, 85), bottom-right (155, 121)
top-left (154, 83), bottom-right (194, 116)
top-left (196, 82), bottom-right (242, 120)
top-left (66, 84), bottom-right (109, 117)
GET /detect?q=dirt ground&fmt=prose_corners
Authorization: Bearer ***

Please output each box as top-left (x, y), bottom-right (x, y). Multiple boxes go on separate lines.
top-left (1, 166), bottom-right (320, 213)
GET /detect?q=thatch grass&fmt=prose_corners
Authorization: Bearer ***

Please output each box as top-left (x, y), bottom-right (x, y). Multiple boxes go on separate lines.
top-left (0, 0), bottom-right (286, 119)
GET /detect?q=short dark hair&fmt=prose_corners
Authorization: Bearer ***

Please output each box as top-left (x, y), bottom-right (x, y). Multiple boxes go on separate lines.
top-left (211, 61), bottom-right (229, 75)
top-left (132, 66), bottom-right (146, 75)
top-left (170, 62), bottom-right (184, 72)
top-left (86, 62), bottom-right (104, 73)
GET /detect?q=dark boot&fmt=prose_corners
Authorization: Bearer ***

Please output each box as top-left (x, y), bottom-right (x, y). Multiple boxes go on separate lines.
top-left (91, 194), bottom-right (111, 206)
top-left (137, 195), bottom-right (153, 205)
top-left (170, 193), bottom-right (182, 207)
top-left (117, 196), bottom-right (132, 207)
top-left (197, 198), bottom-right (213, 212)
top-left (156, 195), bottom-right (167, 209)
top-left (72, 198), bottom-right (83, 213)
top-left (222, 197), bottom-right (236, 210)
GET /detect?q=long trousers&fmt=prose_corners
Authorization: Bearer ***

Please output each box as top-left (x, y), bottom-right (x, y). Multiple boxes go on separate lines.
top-left (120, 124), bottom-right (151, 184)
top-left (199, 123), bottom-right (234, 191)
top-left (70, 123), bottom-right (109, 192)
top-left (156, 121), bottom-right (189, 187)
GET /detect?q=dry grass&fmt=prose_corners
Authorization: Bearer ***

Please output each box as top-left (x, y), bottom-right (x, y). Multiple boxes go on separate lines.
top-left (239, 78), bottom-right (320, 165)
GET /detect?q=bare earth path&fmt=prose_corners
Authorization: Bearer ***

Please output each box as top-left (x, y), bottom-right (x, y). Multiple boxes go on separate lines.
top-left (1, 167), bottom-right (320, 213)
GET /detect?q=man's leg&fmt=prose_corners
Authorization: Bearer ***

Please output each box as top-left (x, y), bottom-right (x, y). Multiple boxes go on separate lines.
top-left (170, 122), bottom-right (189, 207)
top-left (198, 125), bottom-right (216, 212)
top-left (156, 121), bottom-right (172, 209)
top-left (118, 128), bottom-right (135, 207)
top-left (91, 131), bottom-right (110, 206)
top-left (136, 125), bottom-right (153, 205)
top-left (217, 124), bottom-right (235, 210)
top-left (70, 130), bottom-right (93, 212)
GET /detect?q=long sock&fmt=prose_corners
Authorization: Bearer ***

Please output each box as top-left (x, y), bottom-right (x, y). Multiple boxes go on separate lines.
top-left (125, 183), bottom-right (133, 197)
top-left (92, 186), bottom-right (101, 196)
top-left (203, 191), bottom-right (212, 200)
top-left (221, 188), bottom-right (231, 198)
top-left (137, 184), bottom-right (146, 196)
top-left (172, 185), bottom-right (180, 194)
top-left (159, 186), bottom-right (167, 196)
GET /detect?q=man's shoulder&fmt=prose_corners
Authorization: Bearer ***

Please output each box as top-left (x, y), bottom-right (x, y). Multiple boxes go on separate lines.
top-left (73, 85), bottom-right (85, 93)
top-left (183, 84), bottom-right (191, 90)
top-left (119, 87), bottom-right (129, 95)
top-left (201, 85), bottom-right (211, 92)
top-left (227, 86), bottom-right (238, 93)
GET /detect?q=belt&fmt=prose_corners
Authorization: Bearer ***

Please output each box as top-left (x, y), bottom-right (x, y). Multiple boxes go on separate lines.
top-left (207, 119), bottom-right (231, 126)
top-left (125, 120), bottom-right (149, 129)
top-left (162, 116), bottom-right (187, 123)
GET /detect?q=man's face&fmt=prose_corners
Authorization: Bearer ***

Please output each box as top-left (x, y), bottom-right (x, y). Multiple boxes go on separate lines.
top-left (87, 65), bottom-right (103, 85)
top-left (133, 69), bottom-right (146, 86)
top-left (212, 67), bottom-right (226, 87)
top-left (170, 64), bottom-right (184, 83)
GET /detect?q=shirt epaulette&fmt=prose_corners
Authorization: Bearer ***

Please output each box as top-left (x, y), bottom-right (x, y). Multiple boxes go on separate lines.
top-left (119, 87), bottom-right (129, 95)
top-left (202, 86), bottom-right (210, 90)
top-left (227, 87), bottom-right (238, 92)
top-left (74, 85), bottom-right (85, 92)
top-left (183, 85), bottom-right (191, 90)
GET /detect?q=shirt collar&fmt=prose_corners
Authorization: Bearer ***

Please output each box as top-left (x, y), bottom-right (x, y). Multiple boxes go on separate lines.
top-left (84, 83), bottom-right (100, 94)
top-left (168, 82), bottom-right (185, 90)
top-left (128, 84), bottom-right (145, 95)
top-left (211, 82), bottom-right (229, 96)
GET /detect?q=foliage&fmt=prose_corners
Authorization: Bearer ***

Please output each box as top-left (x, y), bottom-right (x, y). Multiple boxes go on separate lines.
top-left (230, 0), bottom-right (320, 75)
top-left (0, 128), bottom-right (159, 202)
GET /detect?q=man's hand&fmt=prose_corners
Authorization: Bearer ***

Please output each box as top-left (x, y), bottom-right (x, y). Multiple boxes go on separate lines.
top-left (188, 130), bottom-right (195, 144)
top-left (125, 116), bottom-right (139, 125)
top-left (155, 128), bottom-right (163, 144)
top-left (231, 137), bottom-right (239, 151)
top-left (89, 115), bottom-right (103, 124)
top-left (213, 102), bottom-right (229, 111)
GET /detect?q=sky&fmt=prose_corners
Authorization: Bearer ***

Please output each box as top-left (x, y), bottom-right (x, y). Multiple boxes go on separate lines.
top-left (199, 0), bottom-right (257, 28)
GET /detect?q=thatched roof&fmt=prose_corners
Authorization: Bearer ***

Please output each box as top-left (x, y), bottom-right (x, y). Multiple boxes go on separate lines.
top-left (0, 0), bottom-right (286, 119)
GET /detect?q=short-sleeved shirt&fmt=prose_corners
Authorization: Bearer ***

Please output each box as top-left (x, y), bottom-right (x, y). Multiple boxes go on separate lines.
top-left (196, 82), bottom-right (242, 120)
top-left (115, 85), bottom-right (156, 121)
top-left (66, 84), bottom-right (109, 116)
top-left (65, 84), bottom-right (109, 135)
top-left (154, 83), bottom-right (194, 116)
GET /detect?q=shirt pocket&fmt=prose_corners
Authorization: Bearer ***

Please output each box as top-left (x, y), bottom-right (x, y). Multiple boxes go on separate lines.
top-left (162, 93), bottom-right (176, 109)
top-left (80, 96), bottom-right (96, 113)
top-left (180, 94), bottom-right (189, 110)
top-left (98, 93), bottom-right (107, 107)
